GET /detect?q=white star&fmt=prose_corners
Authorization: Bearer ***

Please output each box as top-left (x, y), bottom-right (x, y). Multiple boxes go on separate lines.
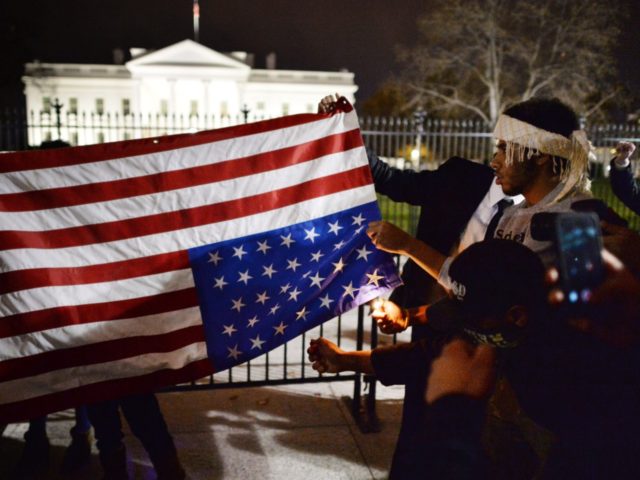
top-left (304, 227), bottom-right (320, 243)
top-left (302, 270), bottom-right (311, 278)
top-left (227, 344), bottom-right (242, 360)
top-left (327, 220), bottom-right (343, 236)
top-left (332, 257), bottom-right (347, 273)
top-left (273, 321), bottom-right (288, 335)
top-left (213, 276), bottom-right (228, 290)
top-left (296, 306), bottom-right (309, 321)
top-left (256, 240), bottom-right (271, 255)
top-left (333, 240), bottom-right (346, 251)
top-left (366, 269), bottom-right (385, 287)
top-left (222, 324), bottom-right (237, 336)
top-left (353, 226), bottom-right (365, 236)
top-left (231, 297), bottom-right (246, 312)
top-left (247, 315), bottom-right (260, 328)
top-left (250, 334), bottom-right (266, 350)
top-left (308, 271), bottom-right (325, 288)
top-left (232, 245), bottom-right (247, 260)
top-left (352, 213), bottom-right (366, 226)
top-left (207, 251), bottom-right (222, 266)
top-left (280, 283), bottom-right (292, 294)
top-left (310, 250), bottom-right (324, 262)
top-left (341, 281), bottom-right (359, 299)
top-left (318, 294), bottom-right (334, 309)
top-left (288, 287), bottom-right (302, 302)
top-left (356, 245), bottom-right (372, 261)
top-left (262, 263), bottom-right (278, 279)
top-left (269, 303), bottom-right (281, 315)
top-left (256, 291), bottom-right (270, 304)
top-left (280, 233), bottom-right (295, 248)
top-left (286, 258), bottom-right (301, 272)
top-left (238, 269), bottom-right (253, 285)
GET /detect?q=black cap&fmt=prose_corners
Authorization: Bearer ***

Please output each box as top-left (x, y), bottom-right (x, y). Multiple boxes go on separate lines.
top-left (427, 239), bottom-right (546, 339)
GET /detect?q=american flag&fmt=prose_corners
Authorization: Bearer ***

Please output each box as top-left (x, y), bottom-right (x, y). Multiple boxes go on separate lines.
top-left (0, 100), bottom-right (400, 423)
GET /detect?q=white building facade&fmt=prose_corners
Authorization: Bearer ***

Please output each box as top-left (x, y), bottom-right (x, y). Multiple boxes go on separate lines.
top-left (22, 39), bottom-right (357, 146)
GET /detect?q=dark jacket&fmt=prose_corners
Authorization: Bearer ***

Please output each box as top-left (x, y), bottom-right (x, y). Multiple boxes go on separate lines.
top-left (609, 159), bottom-right (640, 216)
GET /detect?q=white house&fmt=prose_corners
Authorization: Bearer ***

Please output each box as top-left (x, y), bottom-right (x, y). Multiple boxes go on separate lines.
top-left (22, 39), bottom-right (358, 146)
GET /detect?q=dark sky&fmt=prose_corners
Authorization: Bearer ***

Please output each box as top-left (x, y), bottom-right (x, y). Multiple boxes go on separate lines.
top-left (2, 0), bottom-right (639, 110)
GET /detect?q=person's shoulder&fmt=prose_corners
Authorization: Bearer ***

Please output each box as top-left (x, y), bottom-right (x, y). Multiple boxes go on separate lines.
top-left (440, 156), bottom-right (492, 173)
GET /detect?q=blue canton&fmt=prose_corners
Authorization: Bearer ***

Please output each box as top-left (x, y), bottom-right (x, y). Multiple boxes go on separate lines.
top-left (189, 201), bottom-right (402, 372)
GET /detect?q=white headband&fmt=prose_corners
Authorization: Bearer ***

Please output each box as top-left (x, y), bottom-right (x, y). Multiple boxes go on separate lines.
top-left (493, 113), bottom-right (591, 202)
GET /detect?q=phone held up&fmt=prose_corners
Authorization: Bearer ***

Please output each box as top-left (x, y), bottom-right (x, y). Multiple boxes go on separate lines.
top-left (532, 211), bottom-right (605, 310)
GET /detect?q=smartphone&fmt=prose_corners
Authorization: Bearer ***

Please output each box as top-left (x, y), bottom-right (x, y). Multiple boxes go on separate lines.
top-left (554, 212), bottom-right (604, 307)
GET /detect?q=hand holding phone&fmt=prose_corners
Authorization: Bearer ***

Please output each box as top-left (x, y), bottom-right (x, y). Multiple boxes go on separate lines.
top-left (553, 212), bottom-right (604, 308)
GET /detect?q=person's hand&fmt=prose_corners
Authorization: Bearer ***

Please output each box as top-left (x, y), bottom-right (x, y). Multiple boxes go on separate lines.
top-left (366, 221), bottom-right (414, 255)
top-left (317, 93), bottom-right (341, 114)
top-left (547, 249), bottom-right (640, 348)
top-left (371, 299), bottom-right (409, 334)
top-left (601, 220), bottom-right (640, 273)
top-left (307, 337), bottom-right (344, 373)
top-left (425, 338), bottom-right (496, 405)
top-left (614, 141), bottom-right (636, 166)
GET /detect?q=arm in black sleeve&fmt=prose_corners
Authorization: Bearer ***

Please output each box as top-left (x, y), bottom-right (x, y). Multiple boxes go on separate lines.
top-left (609, 159), bottom-right (640, 216)
top-left (370, 338), bottom-right (440, 386)
top-left (367, 147), bottom-right (448, 206)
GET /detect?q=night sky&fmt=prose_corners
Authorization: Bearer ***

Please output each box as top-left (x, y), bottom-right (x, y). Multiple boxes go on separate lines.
top-left (2, 0), bottom-right (639, 110)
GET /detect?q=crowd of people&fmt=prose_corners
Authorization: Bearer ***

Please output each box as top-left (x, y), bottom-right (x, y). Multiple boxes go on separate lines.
top-left (5, 94), bottom-right (640, 479)
top-left (310, 95), bottom-right (640, 479)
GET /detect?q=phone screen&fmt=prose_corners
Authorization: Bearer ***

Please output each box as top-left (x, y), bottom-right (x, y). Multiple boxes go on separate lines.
top-left (554, 212), bottom-right (604, 305)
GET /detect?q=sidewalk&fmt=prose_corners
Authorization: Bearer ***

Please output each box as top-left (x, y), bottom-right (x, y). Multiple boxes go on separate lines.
top-left (1, 382), bottom-right (404, 479)
top-left (1, 310), bottom-right (409, 479)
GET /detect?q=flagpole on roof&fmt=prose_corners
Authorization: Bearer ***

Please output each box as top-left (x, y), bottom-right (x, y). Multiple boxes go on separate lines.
top-left (193, 0), bottom-right (200, 43)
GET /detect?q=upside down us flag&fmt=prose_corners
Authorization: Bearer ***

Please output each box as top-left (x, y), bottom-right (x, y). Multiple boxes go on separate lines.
top-left (0, 99), bottom-right (401, 422)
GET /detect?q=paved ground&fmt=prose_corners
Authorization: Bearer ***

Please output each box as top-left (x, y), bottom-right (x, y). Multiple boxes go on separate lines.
top-left (1, 310), bottom-right (410, 479)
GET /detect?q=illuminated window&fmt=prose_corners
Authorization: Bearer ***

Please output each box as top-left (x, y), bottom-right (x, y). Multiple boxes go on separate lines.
top-left (160, 99), bottom-right (168, 116)
top-left (190, 100), bottom-right (198, 117)
top-left (256, 101), bottom-right (265, 111)
top-left (69, 97), bottom-right (78, 114)
top-left (42, 97), bottom-right (51, 114)
top-left (122, 98), bottom-right (131, 115)
top-left (123, 131), bottom-right (132, 140)
top-left (306, 103), bottom-right (314, 113)
top-left (97, 132), bottom-right (105, 143)
top-left (282, 103), bottom-right (289, 115)
top-left (220, 101), bottom-right (228, 117)
top-left (44, 131), bottom-right (52, 141)
top-left (95, 98), bottom-right (104, 115)
top-left (70, 132), bottom-right (78, 145)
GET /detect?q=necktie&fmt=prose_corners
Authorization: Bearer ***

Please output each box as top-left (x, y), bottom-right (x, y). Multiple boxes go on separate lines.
top-left (484, 198), bottom-right (514, 240)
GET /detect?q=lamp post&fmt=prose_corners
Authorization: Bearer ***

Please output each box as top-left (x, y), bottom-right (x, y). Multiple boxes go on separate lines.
top-left (52, 98), bottom-right (63, 140)
top-left (241, 104), bottom-right (250, 124)
top-left (412, 106), bottom-right (427, 170)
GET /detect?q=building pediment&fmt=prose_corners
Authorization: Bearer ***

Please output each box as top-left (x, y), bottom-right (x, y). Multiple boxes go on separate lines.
top-left (126, 39), bottom-right (250, 71)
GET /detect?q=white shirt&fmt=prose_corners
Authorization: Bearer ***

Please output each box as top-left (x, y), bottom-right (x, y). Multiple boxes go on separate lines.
top-left (438, 179), bottom-right (523, 288)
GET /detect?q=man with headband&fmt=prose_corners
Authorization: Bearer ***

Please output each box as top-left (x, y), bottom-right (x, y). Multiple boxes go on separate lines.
top-left (367, 97), bottom-right (618, 283)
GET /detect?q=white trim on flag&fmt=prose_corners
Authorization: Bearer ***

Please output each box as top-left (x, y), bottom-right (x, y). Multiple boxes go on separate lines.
top-left (0, 342), bottom-right (208, 404)
top-left (0, 113), bottom-right (359, 191)
top-left (0, 307), bottom-right (202, 361)
top-left (2, 185), bottom-right (376, 272)
top-left (1, 148), bottom-right (366, 231)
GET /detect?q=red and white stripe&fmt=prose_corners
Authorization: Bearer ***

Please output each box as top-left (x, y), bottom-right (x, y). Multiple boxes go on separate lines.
top-left (0, 104), bottom-right (375, 422)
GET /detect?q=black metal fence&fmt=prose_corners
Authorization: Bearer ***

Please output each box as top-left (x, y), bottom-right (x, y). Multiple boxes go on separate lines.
top-left (1, 108), bottom-right (639, 429)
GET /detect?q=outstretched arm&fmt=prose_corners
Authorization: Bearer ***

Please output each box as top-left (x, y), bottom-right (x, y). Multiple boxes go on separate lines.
top-left (307, 338), bottom-right (374, 374)
top-left (367, 220), bottom-right (448, 282)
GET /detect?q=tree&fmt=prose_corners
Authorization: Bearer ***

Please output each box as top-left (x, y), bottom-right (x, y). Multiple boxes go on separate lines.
top-left (396, 0), bottom-right (623, 125)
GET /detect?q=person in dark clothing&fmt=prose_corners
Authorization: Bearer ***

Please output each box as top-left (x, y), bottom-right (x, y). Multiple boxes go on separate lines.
top-left (88, 393), bottom-right (185, 480)
top-left (609, 141), bottom-right (640, 215)
top-left (319, 94), bottom-right (508, 478)
top-left (309, 239), bottom-right (546, 479)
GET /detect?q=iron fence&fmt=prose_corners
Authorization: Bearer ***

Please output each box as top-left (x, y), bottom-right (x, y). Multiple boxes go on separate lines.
top-left (1, 108), bottom-right (639, 430)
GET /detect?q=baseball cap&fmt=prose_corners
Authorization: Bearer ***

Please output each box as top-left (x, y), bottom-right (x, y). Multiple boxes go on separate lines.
top-left (427, 239), bottom-right (546, 347)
